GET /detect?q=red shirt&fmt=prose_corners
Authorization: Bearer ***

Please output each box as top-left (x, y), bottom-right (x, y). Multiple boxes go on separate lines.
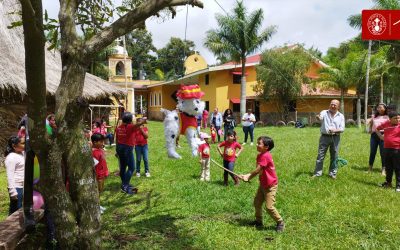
top-left (92, 148), bottom-right (109, 179)
top-left (218, 141), bottom-right (241, 162)
top-left (377, 121), bottom-right (400, 149)
top-left (198, 143), bottom-right (210, 158)
top-left (210, 128), bottom-right (217, 138)
top-left (115, 123), bottom-right (137, 146)
top-left (92, 127), bottom-right (101, 134)
top-left (135, 127), bottom-right (148, 146)
top-left (257, 151), bottom-right (278, 188)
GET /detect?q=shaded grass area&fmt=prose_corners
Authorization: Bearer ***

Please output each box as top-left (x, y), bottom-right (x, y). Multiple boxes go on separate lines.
top-left (1, 121), bottom-right (399, 249)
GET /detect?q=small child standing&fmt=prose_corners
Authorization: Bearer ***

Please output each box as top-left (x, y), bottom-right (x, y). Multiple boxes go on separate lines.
top-left (198, 132), bottom-right (211, 181)
top-left (135, 118), bottom-right (150, 177)
top-left (241, 136), bottom-right (285, 232)
top-left (210, 124), bottom-right (217, 144)
top-left (217, 130), bottom-right (243, 186)
top-left (4, 136), bottom-right (25, 215)
top-left (376, 111), bottom-right (400, 191)
top-left (91, 133), bottom-right (109, 213)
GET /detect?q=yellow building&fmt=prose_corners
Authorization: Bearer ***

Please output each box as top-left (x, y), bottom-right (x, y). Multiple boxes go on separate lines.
top-left (146, 50), bottom-right (358, 124)
top-left (108, 44), bottom-right (161, 116)
top-left (107, 45), bottom-right (358, 124)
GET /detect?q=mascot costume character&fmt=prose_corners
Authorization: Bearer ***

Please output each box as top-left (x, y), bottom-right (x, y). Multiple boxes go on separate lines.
top-left (161, 84), bottom-right (205, 159)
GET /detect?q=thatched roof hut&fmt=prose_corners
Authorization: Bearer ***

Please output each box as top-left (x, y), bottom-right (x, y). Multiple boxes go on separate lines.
top-left (0, 0), bottom-right (124, 153)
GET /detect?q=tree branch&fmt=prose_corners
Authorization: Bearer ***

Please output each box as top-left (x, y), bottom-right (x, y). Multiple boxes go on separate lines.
top-left (59, 0), bottom-right (80, 54)
top-left (84, 0), bottom-right (203, 58)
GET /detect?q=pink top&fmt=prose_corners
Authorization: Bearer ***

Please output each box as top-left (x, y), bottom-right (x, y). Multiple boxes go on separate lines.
top-left (371, 115), bottom-right (389, 133)
top-left (257, 151), bottom-right (278, 188)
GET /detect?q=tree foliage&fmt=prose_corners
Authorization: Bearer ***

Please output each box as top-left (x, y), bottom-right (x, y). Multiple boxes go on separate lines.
top-left (204, 0), bottom-right (276, 117)
top-left (156, 37), bottom-right (195, 80)
top-left (254, 46), bottom-right (312, 121)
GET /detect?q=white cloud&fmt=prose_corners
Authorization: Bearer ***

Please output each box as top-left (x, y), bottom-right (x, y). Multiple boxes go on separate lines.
top-left (42, 0), bottom-right (373, 64)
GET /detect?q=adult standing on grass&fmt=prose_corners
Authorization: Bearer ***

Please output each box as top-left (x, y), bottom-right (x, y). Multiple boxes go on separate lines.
top-left (242, 109), bottom-right (256, 145)
top-left (115, 112), bottom-right (145, 195)
top-left (367, 103), bottom-right (389, 175)
top-left (312, 99), bottom-right (345, 179)
top-left (210, 107), bottom-right (223, 142)
top-left (223, 108), bottom-right (236, 141)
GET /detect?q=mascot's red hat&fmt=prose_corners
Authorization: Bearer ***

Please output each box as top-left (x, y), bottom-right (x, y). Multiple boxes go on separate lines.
top-left (176, 84), bottom-right (204, 99)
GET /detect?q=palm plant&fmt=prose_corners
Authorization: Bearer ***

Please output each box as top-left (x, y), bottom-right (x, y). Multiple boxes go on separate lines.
top-left (348, 0), bottom-right (400, 65)
top-left (370, 46), bottom-right (396, 103)
top-left (204, 0), bottom-right (276, 117)
top-left (316, 67), bottom-right (350, 116)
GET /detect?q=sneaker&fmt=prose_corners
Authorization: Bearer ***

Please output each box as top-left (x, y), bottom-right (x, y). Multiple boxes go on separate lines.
top-left (311, 174), bottom-right (320, 178)
top-left (396, 187), bottom-right (400, 192)
top-left (329, 174), bottom-right (337, 180)
top-left (100, 205), bottom-right (106, 212)
top-left (242, 142), bottom-right (246, 145)
top-left (276, 221), bottom-right (285, 232)
top-left (380, 182), bottom-right (392, 188)
top-left (248, 221), bottom-right (263, 228)
top-left (136, 172), bottom-right (141, 177)
top-left (381, 168), bottom-right (386, 176)
top-left (121, 185), bottom-right (136, 195)
top-left (145, 172), bottom-right (151, 177)
top-left (250, 142), bottom-right (254, 146)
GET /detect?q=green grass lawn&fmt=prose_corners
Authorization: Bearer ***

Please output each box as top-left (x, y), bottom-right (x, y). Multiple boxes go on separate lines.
top-left (1, 121), bottom-right (399, 249)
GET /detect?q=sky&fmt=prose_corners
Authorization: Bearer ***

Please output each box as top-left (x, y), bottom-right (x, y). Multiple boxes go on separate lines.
top-left (42, 0), bottom-right (373, 64)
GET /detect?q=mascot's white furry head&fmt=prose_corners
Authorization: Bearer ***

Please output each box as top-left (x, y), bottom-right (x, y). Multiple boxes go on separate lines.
top-left (161, 84), bottom-right (205, 159)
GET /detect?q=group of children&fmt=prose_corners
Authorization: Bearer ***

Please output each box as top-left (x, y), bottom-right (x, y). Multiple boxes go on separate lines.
top-left (197, 128), bottom-right (285, 232)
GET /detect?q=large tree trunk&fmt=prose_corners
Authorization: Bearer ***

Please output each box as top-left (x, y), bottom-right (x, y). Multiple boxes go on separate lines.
top-left (357, 96), bottom-right (361, 128)
top-left (240, 56), bottom-right (247, 119)
top-left (19, 0), bottom-right (204, 247)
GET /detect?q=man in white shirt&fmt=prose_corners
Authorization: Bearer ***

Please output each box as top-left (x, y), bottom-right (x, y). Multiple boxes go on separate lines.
top-left (241, 109), bottom-right (256, 145)
top-left (312, 99), bottom-right (345, 179)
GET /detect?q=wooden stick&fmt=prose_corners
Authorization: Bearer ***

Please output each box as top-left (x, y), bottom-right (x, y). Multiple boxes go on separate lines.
top-left (210, 159), bottom-right (244, 180)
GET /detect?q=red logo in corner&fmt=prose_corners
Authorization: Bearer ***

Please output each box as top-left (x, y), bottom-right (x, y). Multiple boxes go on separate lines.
top-left (362, 10), bottom-right (400, 40)
top-left (367, 13), bottom-right (387, 35)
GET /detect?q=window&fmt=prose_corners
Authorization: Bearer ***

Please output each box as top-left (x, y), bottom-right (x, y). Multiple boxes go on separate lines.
top-left (158, 92), bottom-right (162, 106)
top-left (233, 103), bottom-right (240, 112)
top-left (205, 101), bottom-right (209, 112)
top-left (205, 74), bottom-right (209, 85)
top-left (149, 93), bottom-right (153, 106)
top-left (233, 74), bottom-right (241, 84)
top-left (153, 93), bottom-right (157, 106)
top-left (116, 61), bottom-right (125, 75)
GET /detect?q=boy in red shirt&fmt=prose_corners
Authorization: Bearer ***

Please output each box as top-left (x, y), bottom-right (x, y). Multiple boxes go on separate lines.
top-left (241, 136), bottom-right (285, 232)
top-left (217, 130), bottom-right (243, 186)
top-left (376, 111), bottom-right (400, 191)
top-left (198, 133), bottom-right (211, 181)
top-left (91, 133), bottom-right (109, 213)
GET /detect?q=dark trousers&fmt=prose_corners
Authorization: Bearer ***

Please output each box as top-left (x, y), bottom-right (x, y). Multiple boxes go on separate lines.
top-left (243, 124), bottom-right (254, 143)
top-left (223, 160), bottom-right (236, 181)
top-left (105, 133), bottom-right (114, 146)
top-left (215, 126), bottom-right (221, 142)
top-left (9, 187), bottom-right (23, 215)
top-left (116, 144), bottom-right (135, 187)
top-left (135, 144), bottom-right (149, 173)
top-left (224, 125), bottom-right (234, 141)
top-left (369, 133), bottom-right (384, 168)
top-left (384, 148), bottom-right (400, 187)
